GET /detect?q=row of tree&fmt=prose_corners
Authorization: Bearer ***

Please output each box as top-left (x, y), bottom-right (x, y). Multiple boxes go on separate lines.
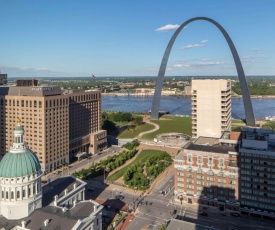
top-left (123, 151), bottom-right (172, 190)
top-left (101, 111), bottom-right (143, 135)
top-left (72, 140), bottom-right (139, 180)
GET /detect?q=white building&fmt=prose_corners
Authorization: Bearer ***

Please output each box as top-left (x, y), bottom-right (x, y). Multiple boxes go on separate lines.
top-left (191, 79), bottom-right (231, 138)
top-left (0, 121), bottom-right (43, 220)
top-left (0, 122), bottom-right (103, 229)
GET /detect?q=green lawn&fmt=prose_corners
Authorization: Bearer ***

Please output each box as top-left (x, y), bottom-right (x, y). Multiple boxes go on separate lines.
top-left (118, 123), bottom-right (155, 138)
top-left (141, 115), bottom-right (192, 141)
top-left (106, 149), bottom-right (161, 182)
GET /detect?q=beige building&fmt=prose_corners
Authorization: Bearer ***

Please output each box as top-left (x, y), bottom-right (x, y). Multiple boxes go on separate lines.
top-left (0, 85), bottom-right (107, 173)
top-left (191, 79), bottom-right (231, 138)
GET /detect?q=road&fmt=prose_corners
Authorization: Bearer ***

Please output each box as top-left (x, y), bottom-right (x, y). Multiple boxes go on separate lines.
top-left (123, 172), bottom-right (275, 230)
top-left (42, 145), bottom-right (121, 182)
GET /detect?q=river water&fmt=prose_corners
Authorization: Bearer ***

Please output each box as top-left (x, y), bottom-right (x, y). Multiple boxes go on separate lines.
top-left (102, 95), bottom-right (275, 120)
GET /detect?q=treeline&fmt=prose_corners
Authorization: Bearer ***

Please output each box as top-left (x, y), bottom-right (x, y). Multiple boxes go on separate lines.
top-left (123, 151), bottom-right (172, 190)
top-left (101, 111), bottom-right (143, 135)
top-left (72, 140), bottom-right (139, 180)
top-left (232, 83), bottom-right (275, 95)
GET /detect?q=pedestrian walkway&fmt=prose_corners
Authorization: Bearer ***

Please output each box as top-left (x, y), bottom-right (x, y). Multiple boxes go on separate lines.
top-left (117, 213), bottom-right (134, 230)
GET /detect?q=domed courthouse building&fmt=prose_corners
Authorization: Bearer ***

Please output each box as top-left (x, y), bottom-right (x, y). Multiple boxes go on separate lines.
top-left (0, 119), bottom-right (42, 219)
top-left (0, 121), bottom-right (103, 229)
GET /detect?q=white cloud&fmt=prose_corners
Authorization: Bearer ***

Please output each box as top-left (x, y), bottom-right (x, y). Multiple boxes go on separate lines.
top-left (174, 63), bottom-right (190, 68)
top-left (155, 24), bottom-right (180, 32)
top-left (180, 44), bottom-right (204, 49)
top-left (193, 61), bottom-right (222, 66)
top-left (201, 40), bottom-right (208, 43)
top-left (251, 48), bottom-right (261, 52)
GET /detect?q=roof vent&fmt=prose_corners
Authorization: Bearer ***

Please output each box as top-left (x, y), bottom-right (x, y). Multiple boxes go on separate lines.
top-left (44, 219), bottom-right (50, 226)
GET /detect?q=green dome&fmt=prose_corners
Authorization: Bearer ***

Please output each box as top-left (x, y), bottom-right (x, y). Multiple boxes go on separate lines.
top-left (14, 125), bottom-right (24, 131)
top-left (0, 149), bottom-right (41, 178)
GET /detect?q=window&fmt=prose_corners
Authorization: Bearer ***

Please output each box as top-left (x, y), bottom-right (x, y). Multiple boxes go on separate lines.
top-left (188, 154), bottom-right (192, 163)
top-left (198, 155), bottom-right (202, 164)
top-left (219, 158), bottom-right (224, 167)
top-left (208, 157), bottom-right (213, 165)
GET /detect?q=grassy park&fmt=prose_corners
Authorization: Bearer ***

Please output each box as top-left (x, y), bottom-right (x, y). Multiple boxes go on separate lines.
top-left (141, 115), bottom-right (192, 141)
top-left (106, 149), bottom-right (161, 182)
top-left (118, 123), bottom-right (155, 138)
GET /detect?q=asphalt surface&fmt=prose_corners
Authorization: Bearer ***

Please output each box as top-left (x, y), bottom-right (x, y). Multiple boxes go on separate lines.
top-left (42, 146), bottom-right (121, 182)
top-left (124, 172), bottom-right (275, 230)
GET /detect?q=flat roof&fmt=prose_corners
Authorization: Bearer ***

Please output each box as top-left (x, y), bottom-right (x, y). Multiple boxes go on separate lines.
top-left (186, 143), bottom-right (236, 154)
top-left (167, 219), bottom-right (218, 230)
top-left (0, 85), bottom-right (62, 96)
top-left (0, 201), bottom-right (99, 230)
top-left (42, 176), bottom-right (85, 206)
top-left (194, 136), bottom-right (219, 146)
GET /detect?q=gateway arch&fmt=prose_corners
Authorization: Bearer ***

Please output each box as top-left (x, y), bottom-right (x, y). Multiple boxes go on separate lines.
top-left (151, 17), bottom-right (255, 126)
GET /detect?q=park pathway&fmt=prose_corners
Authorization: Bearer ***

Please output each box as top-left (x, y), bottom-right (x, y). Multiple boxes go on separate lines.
top-left (137, 116), bottom-right (159, 139)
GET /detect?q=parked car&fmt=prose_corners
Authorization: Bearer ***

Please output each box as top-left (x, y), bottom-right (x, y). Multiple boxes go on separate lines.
top-left (199, 212), bottom-right (208, 216)
top-left (230, 212), bottom-right (241, 217)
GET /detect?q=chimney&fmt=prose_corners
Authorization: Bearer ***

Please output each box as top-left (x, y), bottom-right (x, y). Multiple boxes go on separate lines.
top-left (44, 219), bottom-right (50, 226)
top-left (21, 221), bottom-right (26, 228)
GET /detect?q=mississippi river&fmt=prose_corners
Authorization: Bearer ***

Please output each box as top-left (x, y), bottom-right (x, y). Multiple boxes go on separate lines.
top-left (102, 95), bottom-right (275, 120)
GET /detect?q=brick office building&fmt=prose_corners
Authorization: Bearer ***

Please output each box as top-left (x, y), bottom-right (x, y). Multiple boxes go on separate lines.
top-left (0, 84), bottom-right (107, 173)
top-left (174, 129), bottom-right (275, 218)
top-left (174, 133), bottom-right (240, 211)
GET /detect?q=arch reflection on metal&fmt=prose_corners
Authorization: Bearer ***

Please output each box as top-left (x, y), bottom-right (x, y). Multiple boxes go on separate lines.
top-left (151, 17), bottom-right (255, 126)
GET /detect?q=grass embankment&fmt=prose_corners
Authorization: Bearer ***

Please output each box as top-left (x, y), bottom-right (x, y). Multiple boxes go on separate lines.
top-left (118, 123), bottom-right (155, 138)
top-left (231, 119), bottom-right (246, 131)
top-left (142, 115), bottom-right (192, 141)
top-left (106, 149), bottom-right (160, 182)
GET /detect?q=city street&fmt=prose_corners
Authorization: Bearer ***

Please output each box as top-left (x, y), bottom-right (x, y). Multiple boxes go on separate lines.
top-left (42, 145), bottom-right (121, 182)
top-left (41, 147), bottom-right (275, 230)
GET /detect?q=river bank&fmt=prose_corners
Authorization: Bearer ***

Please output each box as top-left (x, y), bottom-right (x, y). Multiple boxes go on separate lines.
top-left (102, 92), bottom-right (275, 99)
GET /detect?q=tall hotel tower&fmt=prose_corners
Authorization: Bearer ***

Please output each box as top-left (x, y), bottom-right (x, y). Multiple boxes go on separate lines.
top-left (0, 81), bottom-right (107, 173)
top-left (191, 79), bottom-right (231, 138)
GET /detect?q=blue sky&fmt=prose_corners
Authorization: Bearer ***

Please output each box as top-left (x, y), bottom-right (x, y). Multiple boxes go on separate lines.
top-left (0, 0), bottom-right (275, 77)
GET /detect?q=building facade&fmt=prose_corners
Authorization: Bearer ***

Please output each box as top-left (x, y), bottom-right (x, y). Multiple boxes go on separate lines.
top-left (191, 79), bottom-right (231, 138)
top-left (174, 137), bottom-right (240, 211)
top-left (0, 73), bottom-right (7, 85)
top-left (174, 128), bottom-right (275, 218)
top-left (0, 85), bottom-right (107, 172)
top-left (239, 127), bottom-right (275, 217)
top-left (0, 122), bottom-right (43, 220)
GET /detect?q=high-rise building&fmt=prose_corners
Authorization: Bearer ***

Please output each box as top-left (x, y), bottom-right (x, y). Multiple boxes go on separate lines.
top-left (0, 73), bottom-right (7, 85)
top-left (239, 127), bottom-right (275, 217)
top-left (0, 85), bottom-right (107, 172)
top-left (191, 79), bottom-right (231, 138)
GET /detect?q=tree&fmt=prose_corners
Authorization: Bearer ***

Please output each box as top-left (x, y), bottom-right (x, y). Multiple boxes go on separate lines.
top-left (262, 121), bottom-right (275, 130)
top-left (134, 116), bottom-right (143, 125)
top-left (102, 119), bottom-right (118, 135)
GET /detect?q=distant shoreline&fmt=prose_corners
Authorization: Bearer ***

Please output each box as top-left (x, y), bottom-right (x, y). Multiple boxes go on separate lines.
top-left (102, 92), bottom-right (275, 99)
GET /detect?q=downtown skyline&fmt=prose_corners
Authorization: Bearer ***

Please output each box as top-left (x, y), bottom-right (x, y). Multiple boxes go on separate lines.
top-left (1, 0), bottom-right (275, 77)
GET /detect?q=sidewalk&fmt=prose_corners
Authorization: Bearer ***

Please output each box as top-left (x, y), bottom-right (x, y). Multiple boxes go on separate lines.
top-left (116, 213), bottom-right (134, 230)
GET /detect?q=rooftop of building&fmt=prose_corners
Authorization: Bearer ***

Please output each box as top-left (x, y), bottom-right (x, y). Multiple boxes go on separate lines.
top-left (220, 131), bottom-right (242, 141)
top-left (193, 136), bottom-right (220, 146)
top-left (0, 176), bottom-right (99, 230)
top-left (186, 143), bottom-right (237, 154)
top-left (0, 201), bottom-right (99, 230)
top-left (42, 176), bottom-right (85, 206)
top-left (167, 219), bottom-right (217, 230)
top-left (0, 85), bottom-right (62, 96)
